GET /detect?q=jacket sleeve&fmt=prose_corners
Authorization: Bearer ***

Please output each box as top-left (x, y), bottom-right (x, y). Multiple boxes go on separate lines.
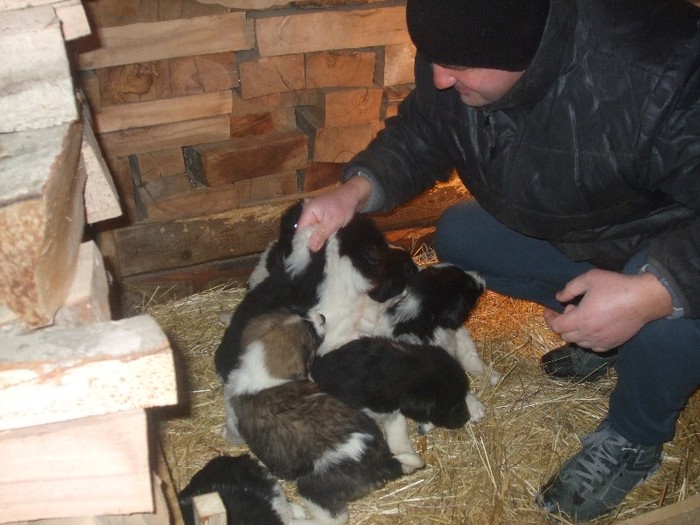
top-left (645, 65), bottom-right (700, 319)
top-left (341, 54), bottom-right (456, 213)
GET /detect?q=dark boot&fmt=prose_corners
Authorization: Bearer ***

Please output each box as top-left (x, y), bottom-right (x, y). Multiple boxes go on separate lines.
top-left (541, 343), bottom-right (617, 382)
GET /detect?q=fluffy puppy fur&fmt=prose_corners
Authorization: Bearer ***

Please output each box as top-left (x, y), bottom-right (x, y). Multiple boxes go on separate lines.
top-left (374, 262), bottom-right (502, 388)
top-left (215, 200), bottom-right (416, 381)
top-left (225, 309), bottom-right (412, 525)
top-left (310, 336), bottom-right (470, 469)
top-left (178, 454), bottom-right (299, 525)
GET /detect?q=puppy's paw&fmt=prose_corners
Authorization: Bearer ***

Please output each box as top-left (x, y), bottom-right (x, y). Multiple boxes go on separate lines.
top-left (466, 393), bottom-right (486, 423)
top-left (487, 368), bottom-right (502, 386)
top-left (221, 424), bottom-right (246, 445)
top-left (395, 452), bottom-right (425, 474)
top-left (417, 422), bottom-right (435, 435)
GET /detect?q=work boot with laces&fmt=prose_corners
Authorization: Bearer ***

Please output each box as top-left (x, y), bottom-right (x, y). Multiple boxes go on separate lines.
top-left (541, 343), bottom-right (617, 382)
top-left (535, 419), bottom-right (663, 523)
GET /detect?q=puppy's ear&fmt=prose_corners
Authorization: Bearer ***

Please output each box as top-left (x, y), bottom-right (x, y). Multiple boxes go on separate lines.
top-left (277, 200), bottom-right (305, 250)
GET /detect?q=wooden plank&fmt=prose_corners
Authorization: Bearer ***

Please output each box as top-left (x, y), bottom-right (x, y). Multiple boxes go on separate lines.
top-left (113, 201), bottom-right (293, 276)
top-left (296, 106), bottom-right (380, 163)
top-left (306, 87), bottom-right (383, 127)
top-left (170, 52), bottom-right (239, 95)
top-left (94, 90), bottom-right (233, 133)
top-left (305, 50), bottom-right (376, 88)
top-left (111, 176), bottom-right (466, 279)
top-left (237, 53), bottom-right (305, 99)
top-left (0, 6), bottom-right (77, 132)
top-left (75, 12), bottom-right (254, 70)
top-left (136, 148), bottom-right (187, 183)
top-left (255, 6), bottom-right (410, 57)
top-left (377, 43), bottom-right (416, 87)
top-left (616, 495), bottom-right (700, 525)
top-left (0, 314), bottom-right (177, 431)
top-left (80, 96), bottom-right (123, 224)
top-left (0, 409), bottom-right (153, 522)
top-left (193, 493), bottom-right (227, 525)
top-left (183, 130), bottom-right (308, 186)
top-left (234, 171), bottom-right (300, 205)
top-left (53, 0), bottom-right (91, 41)
top-left (230, 108), bottom-right (297, 137)
top-left (302, 162), bottom-right (343, 192)
top-left (54, 241), bottom-right (112, 326)
top-left (0, 122), bottom-right (85, 328)
top-left (143, 183), bottom-right (241, 222)
top-left (98, 115), bottom-right (231, 157)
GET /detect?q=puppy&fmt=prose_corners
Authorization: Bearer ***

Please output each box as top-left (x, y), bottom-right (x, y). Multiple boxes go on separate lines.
top-left (224, 309), bottom-right (415, 525)
top-left (178, 454), bottom-right (299, 525)
top-left (215, 201), bottom-right (416, 381)
top-left (311, 336), bottom-right (470, 470)
top-left (373, 262), bottom-right (502, 388)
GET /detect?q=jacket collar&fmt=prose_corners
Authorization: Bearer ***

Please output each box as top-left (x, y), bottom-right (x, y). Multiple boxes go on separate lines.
top-left (486, 0), bottom-right (578, 111)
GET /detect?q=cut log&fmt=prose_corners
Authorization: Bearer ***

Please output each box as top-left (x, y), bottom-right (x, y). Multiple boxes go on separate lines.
top-left (237, 53), bottom-right (305, 100)
top-left (305, 50), bottom-right (376, 88)
top-left (0, 6), bottom-right (77, 132)
top-left (377, 43), bottom-right (416, 87)
top-left (305, 87), bottom-right (383, 127)
top-left (183, 131), bottom-right (308, 187)
top-left (0, 122), bottom-right (85, 328)
top-left (0, 314), bottom-right (177, 431)
top-left (0, 409), bottom-right (153, 522)
top-left (296, 106), bottom-right (380, 163)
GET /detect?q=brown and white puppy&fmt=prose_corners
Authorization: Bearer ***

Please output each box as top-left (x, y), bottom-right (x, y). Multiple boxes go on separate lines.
top-left (224, 309), bottom-right (416, 525)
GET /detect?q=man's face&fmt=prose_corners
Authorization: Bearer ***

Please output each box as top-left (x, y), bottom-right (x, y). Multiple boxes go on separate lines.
top-left (432, 64), bottom-right (525, 106)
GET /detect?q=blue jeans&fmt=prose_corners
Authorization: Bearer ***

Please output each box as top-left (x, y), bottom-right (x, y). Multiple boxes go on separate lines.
top-left (435, 200), bottom-right (700, 445)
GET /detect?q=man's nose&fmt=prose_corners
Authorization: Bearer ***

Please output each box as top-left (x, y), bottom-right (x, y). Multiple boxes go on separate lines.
top-left (432, 64), bottom-right (457, 90)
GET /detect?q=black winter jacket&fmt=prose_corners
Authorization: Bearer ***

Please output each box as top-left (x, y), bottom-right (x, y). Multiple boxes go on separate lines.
top-left (345, 0), bottom-right (700, 318)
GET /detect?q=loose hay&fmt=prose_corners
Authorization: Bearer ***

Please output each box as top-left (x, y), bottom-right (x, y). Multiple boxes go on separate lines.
top-left (144, 275), bottom-right (700, 525)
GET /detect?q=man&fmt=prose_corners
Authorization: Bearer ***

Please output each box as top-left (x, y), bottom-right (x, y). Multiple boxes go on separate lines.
top-left (297, 0), bottom-right (700, 522)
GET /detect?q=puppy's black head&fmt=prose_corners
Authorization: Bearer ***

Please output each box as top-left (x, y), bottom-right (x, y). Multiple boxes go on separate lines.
top-left (276, 200), bottom-right (305, 257)
top-left (371, 246), bottom-right (419, 302)
top-left (409, 263), bottom-right (485, 329)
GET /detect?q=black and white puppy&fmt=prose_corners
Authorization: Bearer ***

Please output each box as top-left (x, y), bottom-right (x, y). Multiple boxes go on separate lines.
top-left (311, 263), bottom-right (500, 465)
top-left (225, 309), bottom-right (415, 525)
top-left (178, 454), bottom-right (300, 525)
top-left (216, 200), bottom-right (416, 381)
top-left (373, 262), bottom-right (502, 389)
top-left (311, 337), bottom-right (470, 471)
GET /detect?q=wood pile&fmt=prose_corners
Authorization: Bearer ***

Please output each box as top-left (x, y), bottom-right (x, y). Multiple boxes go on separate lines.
top-left (66, 0), bottom-right (465, 313)
top-left (0, 1), bottom-right (178, 523)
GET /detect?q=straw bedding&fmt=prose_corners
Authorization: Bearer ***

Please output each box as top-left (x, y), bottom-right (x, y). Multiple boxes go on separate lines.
top-left (144, 250), bottom-right (699, 525)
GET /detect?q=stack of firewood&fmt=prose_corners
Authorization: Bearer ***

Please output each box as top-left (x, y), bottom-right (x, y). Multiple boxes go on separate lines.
top-left (0, 2), bottom-right (178, 523)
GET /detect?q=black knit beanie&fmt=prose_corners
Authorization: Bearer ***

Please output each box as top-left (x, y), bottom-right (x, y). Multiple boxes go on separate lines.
top-left (406, 0), bottom-right (550, 71)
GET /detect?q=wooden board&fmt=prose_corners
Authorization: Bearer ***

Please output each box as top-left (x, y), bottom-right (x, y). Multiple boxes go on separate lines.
top-left (237, 54), bottom-right (305, 100)
top-left (305, 87), bottom-right (383, 127)
top-left (305, 50), bottom-right (376, 89)
top-left (0, 314), bottom-right (177, 431)
top-left (75, 12), bottom-right (254, 70)
top-left (94, 90), bottom-right (233, 133)
top-left (255, 6), bottom-right (410, 57)
top-left (183, 130), bottom-right (308, 186)
top-left (0, 122), bottom-right (85, 327)
top-left (0, 409), bottom-right (153, 522)
top-left (0, 5), bottom-right (77, 132)
top-left (617, 495), bottom-right (700, 525)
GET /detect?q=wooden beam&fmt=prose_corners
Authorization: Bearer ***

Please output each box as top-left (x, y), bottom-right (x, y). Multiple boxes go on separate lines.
top-left (0, 5), bottom-right (77, 132)
top-left (0, 122), bottom-right (85, 327)
top-left (0, 409), bottom-right (153, 522)
top-left (0, 314), bottom-right (177, 431)
top-left (305, 50), bottom-right (376, 89)
top-left (75, 12), bottom-right (254, 70)
top-left (255, 6), bottom-right (410, 57)
top-left (237, 54), bottom-right (305, 100)
top-left (94, 90), bottom-right (233, 133)
top-left (616, 495), bottom-right (700, 525)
